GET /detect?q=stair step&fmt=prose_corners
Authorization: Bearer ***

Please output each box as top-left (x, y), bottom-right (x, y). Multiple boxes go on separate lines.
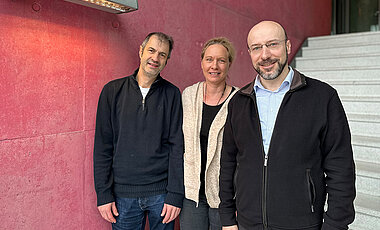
top-left (352, 135), bottom-right (380, 164)
top-left (348, 113), bottom-right (380, 123)
top-left (349, 193), bottom-right (380, 230)
top-left (301, 43), bottom-right (380, 57)
top-left (349, 212), bottom-right (380, 230)
top-left (307, 31), bottom-right (380, 47)
top-left (353, 145), bottom-right (380, 165)
top-left (297, 66), bottom-right (380, 80)
top-left (328, 80), bottom-right (380, 96)
top-left (355, 193), bottom-right (380, 219)
top-left (297, 32), bottom-right (380, 230)
top-left (340, 96), bottom-right (380, 114)
top-left (295, 53), bottom-right (380, 69)
top-left (350, 121), bottom-right (380, 136)
top-left (356, 161), bottom-right (380, 179)
top-left (341, 95), bottom-right (380, 103)
top-left (352, 135), bottom-right (380, 148)
top-left (348, 114), bottom-right (380, 137)
top-left (325, 79), bottom-right (380, 85)
top-left (355, 161), bottom-right (380, 197)
top-left (349, 113), bottom-right (380, 136)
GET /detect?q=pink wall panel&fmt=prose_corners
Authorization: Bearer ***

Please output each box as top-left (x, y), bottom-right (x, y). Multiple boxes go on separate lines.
top-left (42, 132), bottom-right (86, 228)
top-left (160, 0), bottom-right (222, 87)
top-left (213, 6), bottom-right (257, 87)
top-left (1, 11), bottom-right (84, 140)
top-left (0, 0), bottom-right (331, 229)
top-left (83, 130), bottom-right (111, 229)
top-left (0, 132), bottom-right (85, 229)
top-left (0, 136), bottom-right (47, 228)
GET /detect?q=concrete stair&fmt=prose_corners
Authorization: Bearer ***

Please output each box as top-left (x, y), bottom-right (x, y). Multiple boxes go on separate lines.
top-left (352, 135), bottom-right (380, 164)
top-left (294, 31), bottom-right (380, 230)
top-left (351, 193), bottom-right (380, 230)
top-left (348, 114), bottom-right (380, 136)
top-left (296, 53), bottom-right (380, 69)
top-left (356, 161), bottom-right (380, 197)
top-left (301, 43), bottom-right (380, 57)
top-left (297, 66), bottom-right (380, 80)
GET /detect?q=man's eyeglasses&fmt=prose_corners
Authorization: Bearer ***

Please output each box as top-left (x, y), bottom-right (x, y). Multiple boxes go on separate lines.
top-left (249, 39), bottom-right (287, 54)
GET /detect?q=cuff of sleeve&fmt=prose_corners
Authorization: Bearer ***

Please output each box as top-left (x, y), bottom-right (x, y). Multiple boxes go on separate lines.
top-left (164, 192), bottom-right (184, 208)
top-left (219, 211), bottom-right (238, 227)
top-left (97, 192), bottom-right (115, 206)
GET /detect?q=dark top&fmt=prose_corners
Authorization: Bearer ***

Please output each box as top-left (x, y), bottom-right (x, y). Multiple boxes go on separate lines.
top-left (93, 69), bottom-right (184, 207)
top-left (219, 69), bottom-right (355, 229)
top-left (199, 88), bottom-right (235, 197)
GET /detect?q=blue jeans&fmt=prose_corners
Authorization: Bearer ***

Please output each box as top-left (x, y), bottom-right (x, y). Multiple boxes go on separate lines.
top-left (179, 194), bottom-right (222, 230)
top-left (112, 194), bottom-right (174, 230)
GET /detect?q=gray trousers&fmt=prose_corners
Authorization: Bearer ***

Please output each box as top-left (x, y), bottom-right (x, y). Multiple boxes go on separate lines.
top-left (179, 194), bottom-right (222, 230)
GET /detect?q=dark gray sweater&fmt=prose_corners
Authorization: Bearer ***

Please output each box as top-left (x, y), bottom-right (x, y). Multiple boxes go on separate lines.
top-left (94, 69), bottom-right (184, 207)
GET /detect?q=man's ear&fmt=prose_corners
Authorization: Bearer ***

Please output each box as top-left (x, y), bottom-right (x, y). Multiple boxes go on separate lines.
top-left (139, 46), bottom-right (143, 58)
top-left (286, 40), bottom-right (291, 55)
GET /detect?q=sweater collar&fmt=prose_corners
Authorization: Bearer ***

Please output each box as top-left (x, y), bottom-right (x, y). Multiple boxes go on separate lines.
top-left (131, 68), bottom-right (163, 87)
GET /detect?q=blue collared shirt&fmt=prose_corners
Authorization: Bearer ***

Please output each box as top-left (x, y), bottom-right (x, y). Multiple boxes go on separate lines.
top-left (254, 67), bottom-right (294, 155)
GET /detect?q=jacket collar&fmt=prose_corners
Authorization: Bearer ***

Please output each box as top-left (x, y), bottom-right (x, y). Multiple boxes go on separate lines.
top-left (239, 68), bottom-right (306, 96)
top-left (131, 68), bottom-right (163, 88)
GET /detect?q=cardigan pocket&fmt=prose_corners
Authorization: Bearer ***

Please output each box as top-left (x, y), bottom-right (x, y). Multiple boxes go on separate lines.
top-left (306, 169), bottom-right (316, 213)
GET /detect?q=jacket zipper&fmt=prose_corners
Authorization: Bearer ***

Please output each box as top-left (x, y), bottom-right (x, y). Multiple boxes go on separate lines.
top-left (262, 159), bottom-right (268, 230)
top-left (137, 76), bottom-right (160, 112)
top-left (251, 94), bottom-right (268, 230)
top-left (252, 91), bottom-right (291, 229)
top-left (142, 98), bottom-right (145, 111)
top-left (264, 154), bottom-right (268, 167)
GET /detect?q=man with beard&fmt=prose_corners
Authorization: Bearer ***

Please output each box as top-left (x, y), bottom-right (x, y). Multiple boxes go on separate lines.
top-left (219, 21), bottom-right (355, 230)
top-left (94, 32), bottom-right (184, 230)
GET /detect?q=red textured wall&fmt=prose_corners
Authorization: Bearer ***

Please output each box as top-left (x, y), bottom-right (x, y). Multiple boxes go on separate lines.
top-left (0, 0), bottom-right (331, 229)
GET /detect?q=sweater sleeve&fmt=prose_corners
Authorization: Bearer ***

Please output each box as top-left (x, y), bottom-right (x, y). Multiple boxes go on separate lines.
top-left (321, 91), bottom-right (355, 230)
top-left (164, 87), bottom-right (185, 208)
top-left (93, 84), bottom-right (115, 206)
top-left (219, 99), bottom-right (238, 226)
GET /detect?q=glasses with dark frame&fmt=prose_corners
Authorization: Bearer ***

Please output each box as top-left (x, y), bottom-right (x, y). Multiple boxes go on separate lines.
top-left (249, 39), bottom-right (287, 55)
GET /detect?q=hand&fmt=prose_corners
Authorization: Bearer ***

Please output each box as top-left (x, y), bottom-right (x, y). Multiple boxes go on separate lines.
top-left (98, 202), bottom-right (119, 223)
top-left (223, 225), bottom-right (238, 230)
top-left (160, 203), bottom-right (181, 224)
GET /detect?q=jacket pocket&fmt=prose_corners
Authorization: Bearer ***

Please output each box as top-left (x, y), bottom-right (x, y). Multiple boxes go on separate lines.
top-left (306, 169), bottom-right (316, 213)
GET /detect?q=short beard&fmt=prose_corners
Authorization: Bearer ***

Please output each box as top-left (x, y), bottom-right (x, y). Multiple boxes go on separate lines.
top-left (254, 51), bottom-right (288, 80)
top-left (143, 68), bottom-right (157, 78)
top-left (143, 59), bottom-right (162, 78)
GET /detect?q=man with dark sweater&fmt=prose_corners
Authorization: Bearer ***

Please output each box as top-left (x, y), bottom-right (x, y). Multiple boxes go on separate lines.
top-left (94, 32), bottom-right (184, 230)
top-left (219, 21), bottom-right (355, 230)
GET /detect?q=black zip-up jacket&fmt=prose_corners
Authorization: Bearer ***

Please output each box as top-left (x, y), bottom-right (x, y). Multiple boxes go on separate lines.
top-left (219, 69), bottom-right (355, 230)
top-left (94, 69), bottom-right (184, 207)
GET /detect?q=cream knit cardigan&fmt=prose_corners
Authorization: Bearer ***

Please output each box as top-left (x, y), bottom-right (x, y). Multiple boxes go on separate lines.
top-left (182, 82), bottom-right (238, 208)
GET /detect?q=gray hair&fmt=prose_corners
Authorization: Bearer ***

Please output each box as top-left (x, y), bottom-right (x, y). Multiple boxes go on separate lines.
top-left (141, 32), bottom-right (174, 58)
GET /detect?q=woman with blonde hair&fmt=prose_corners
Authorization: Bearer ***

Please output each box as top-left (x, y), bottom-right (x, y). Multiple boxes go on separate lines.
top-left (180, 37), bottom-right (238, 230)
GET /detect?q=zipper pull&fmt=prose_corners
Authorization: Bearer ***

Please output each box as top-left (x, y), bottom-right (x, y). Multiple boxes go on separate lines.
top-left (311, 205), bottom-right (314, 213)
top-left (142, 98), bottom-right (145, 111)
top-left (264, 154), bottom-right (268, 167)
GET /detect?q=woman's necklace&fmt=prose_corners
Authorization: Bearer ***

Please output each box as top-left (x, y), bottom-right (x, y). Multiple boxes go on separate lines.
top-left (204, 82), bottom-right (227, 105)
